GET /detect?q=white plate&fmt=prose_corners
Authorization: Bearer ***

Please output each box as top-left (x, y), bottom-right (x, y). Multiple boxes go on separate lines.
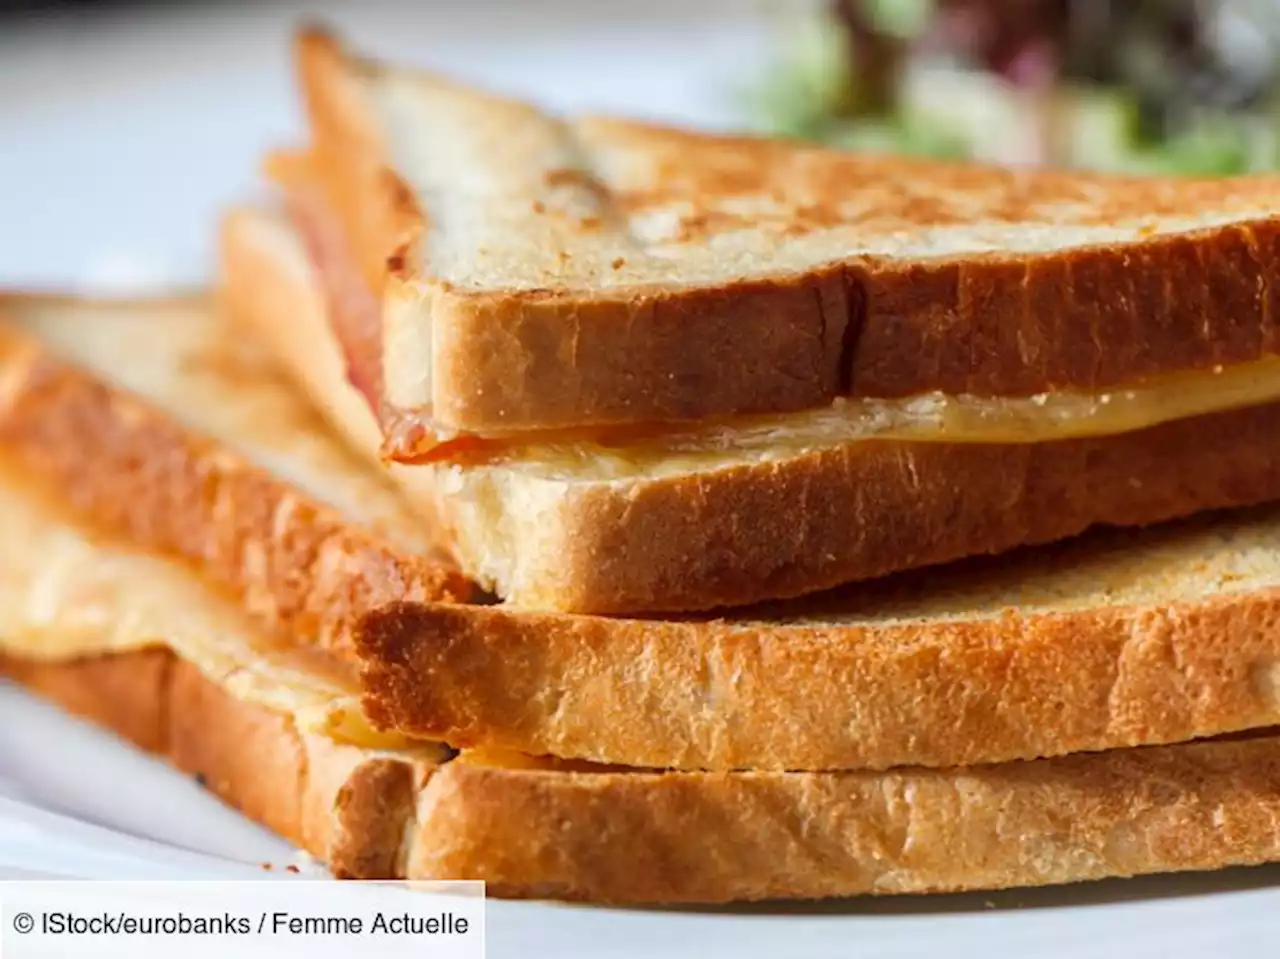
top-left (2, 2), bottom-right (1279, 955)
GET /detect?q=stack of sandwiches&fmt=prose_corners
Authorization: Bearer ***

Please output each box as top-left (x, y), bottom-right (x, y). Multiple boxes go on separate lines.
top-left (6, 28), bottom-right (1280, 902)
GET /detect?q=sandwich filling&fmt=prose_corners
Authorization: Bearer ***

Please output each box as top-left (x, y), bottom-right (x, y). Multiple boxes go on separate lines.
top-left (0, 463), bottom-right (421, 753)
top-left (284, 184), bottom-right (1280, 469)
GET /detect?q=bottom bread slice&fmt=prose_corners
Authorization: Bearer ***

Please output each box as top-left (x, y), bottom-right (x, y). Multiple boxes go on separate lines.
top-left (7, 649), bottom-right (1280, 904)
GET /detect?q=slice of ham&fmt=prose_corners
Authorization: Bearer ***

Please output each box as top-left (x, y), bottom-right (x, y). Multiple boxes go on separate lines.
top-left (284, 191), bottom-right (499, 463)
top-left (284, 190), bottom-right (385, 414)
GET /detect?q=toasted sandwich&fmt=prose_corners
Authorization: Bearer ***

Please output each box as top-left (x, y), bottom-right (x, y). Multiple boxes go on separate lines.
top-left (8, 296), bottom-right (1280, 906)
top-left (237, 28), bottom-right (1280, 614)
top-left (10, 296), bottom-right (1280, 775)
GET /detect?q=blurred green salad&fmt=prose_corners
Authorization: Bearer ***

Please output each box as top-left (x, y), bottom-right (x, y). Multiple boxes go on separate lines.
top-left (750, 0), bottom-right (1280, 174)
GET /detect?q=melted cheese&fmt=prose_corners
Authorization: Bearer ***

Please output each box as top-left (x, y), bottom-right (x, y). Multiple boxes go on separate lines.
top-left (0, 468), bottom-right (422, 754)
top-left (489, 356), bottom-right (1280, 480)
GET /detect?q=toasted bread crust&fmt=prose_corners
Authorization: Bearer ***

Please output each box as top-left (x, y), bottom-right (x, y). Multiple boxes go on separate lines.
top-left (417, 733), bottom-right (1280, 902)
top-left (0, 651), bottom-right (430, 879)
top-left (516, 402), bottom-right (1280, 612)
top-left (12, 650), bottom-right (1280, 902)
top-left (424, 274), bottom-right (854, 434)
top-left (360, 575), bottom-right (1280, 771)
top-left (224, 207), bottom-right (1280, 613)
top-left (853, 216), bottom-right (1280, 397)
top-left (3, 650), bottom-right (174, 753)
top-left (298, 28), bottom-right (1280, 443)
top-left (0, 312), bottom-right (470, 655)
top-left (422, 217), bottom-right (1280, 435)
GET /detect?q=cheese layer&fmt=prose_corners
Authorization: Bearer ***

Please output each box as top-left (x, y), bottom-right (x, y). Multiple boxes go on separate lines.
top-left (477, 356), bottom-right (1280, 480)
top-left (0, 466), bottom-right (419, 753)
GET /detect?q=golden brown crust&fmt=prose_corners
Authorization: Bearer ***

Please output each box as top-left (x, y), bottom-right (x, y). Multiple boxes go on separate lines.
top-left (360, 579), bottom-right (1280, 771)
top-left (0, 650), bottom-right (432, 880)
top-left (425, 217), bottom-right (1280, 434)
top-left (225, 206), bottom-right (1280, 614)
top-left (854, 217), bottom-right (1280, 397)
top-left (298, 29), bottom-right (1280, 444)
top-left (413, 734), bottom-right (1280, 902)
top-left (527, 402), bottom-right (1280, 613)
top-left (13, 649), bottom-right (1280, 903)
top-left (0, 314), bottom-right (470, 656)
top-left (2, 650), bottom-right (173, 753)
top-left (423, 274), bottom-right (854, 435)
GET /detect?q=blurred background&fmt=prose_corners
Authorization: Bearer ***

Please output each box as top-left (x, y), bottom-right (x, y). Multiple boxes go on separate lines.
top-left (0, 0), bottom-right (785, 290)
top-left (755, 0), bottom-right (1280, 172)
top-left (3, 0), bottom-right (1280, 292)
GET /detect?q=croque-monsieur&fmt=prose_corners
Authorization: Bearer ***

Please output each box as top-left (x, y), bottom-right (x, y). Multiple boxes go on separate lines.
top-left (10, 26), bottom-right (1280, 907)
top-left (8, 295), bottom-right (1280, 902)
top-left (241, 28), bottom-right (1280, 614)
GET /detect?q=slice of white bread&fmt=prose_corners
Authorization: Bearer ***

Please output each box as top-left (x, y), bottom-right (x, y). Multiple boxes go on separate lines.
top-left (359, 506), bottom-right (1280, 771)
top-left (10, 646), bottom-right (1280, 902)
top-left (11, 291), bottom-right (1280, 774)
top-left (292, 28), bottom-right (1280, 446)
top-left (0, 295), bottom-right (469, 658)
top-left (222, 207), bottom-right (1280, 614)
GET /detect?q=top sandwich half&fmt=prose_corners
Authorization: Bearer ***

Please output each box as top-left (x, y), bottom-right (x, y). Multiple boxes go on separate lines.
top-left (282, 28), bottom-right (1280, 464)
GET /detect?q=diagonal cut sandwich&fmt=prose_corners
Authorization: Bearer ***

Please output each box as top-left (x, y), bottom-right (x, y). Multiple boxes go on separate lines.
top-left (244, 28), bottom-right (1280, 614)
top-left (12, 26), bottom-right (1280, 908)
top-left (9, 297), bottom-right (1280, 775)
top-left (7, 295), bottom-right (1280, 903)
